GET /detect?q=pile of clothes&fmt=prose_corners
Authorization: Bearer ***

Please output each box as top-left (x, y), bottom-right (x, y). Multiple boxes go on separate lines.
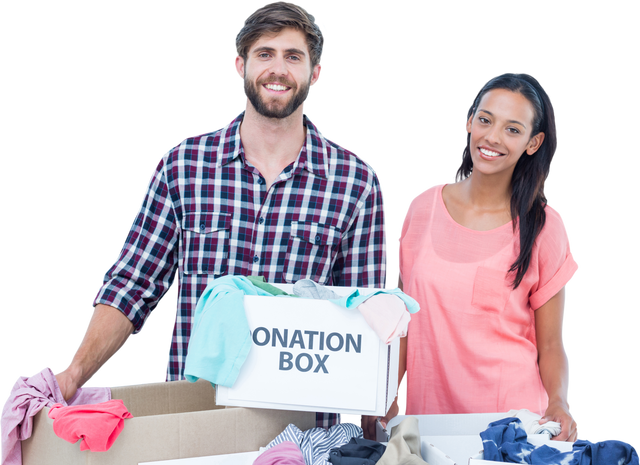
top-left (481, 416), bottom-right (638, 465)
top-left (1, 368), bottom-right (131, 465)
top-left (256, 417), bottom-right (426, 465)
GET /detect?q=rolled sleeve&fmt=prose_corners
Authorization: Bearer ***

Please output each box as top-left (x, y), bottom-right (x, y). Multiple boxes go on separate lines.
top-left (333, 173), bottom-right (386, 288)
top-left (529, 207), bottom-right (578, 310)
top-left (93, 158), bottom-right (179, 332)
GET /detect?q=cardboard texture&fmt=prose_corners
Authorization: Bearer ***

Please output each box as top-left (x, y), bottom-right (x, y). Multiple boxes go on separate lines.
top-left (21, 380), bottom-right (315, 465)
top-left (216, 285), bottom-right (400, 416)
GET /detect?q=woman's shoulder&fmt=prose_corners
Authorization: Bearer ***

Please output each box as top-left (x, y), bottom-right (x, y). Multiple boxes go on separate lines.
top-left (541, 203), bottom-right (569, 236)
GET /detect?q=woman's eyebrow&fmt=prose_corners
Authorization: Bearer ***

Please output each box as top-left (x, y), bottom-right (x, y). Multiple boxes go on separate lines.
top-left (478, 109), bottom-right (526, 129)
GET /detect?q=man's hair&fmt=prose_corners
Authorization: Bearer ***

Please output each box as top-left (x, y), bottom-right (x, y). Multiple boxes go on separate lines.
top-left (236, 2), bottom-right (323, 68)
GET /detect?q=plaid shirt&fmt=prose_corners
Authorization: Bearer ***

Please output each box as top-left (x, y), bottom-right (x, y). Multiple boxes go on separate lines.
top-left (94, 113), bottom-right (386, 426)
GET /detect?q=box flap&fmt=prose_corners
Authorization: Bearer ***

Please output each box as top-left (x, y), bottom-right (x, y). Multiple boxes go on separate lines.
top-left (111, 379), bottom-right (219, 417)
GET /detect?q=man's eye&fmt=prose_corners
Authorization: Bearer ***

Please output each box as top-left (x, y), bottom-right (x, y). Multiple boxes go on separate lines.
top-left (288, 55), bottom-right (300, 61)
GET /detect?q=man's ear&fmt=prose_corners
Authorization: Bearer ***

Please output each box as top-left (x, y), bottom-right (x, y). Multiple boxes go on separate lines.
top-left (235, 56), bottom-right (245, 79)
top-left (310, 64), bottom-right (321, 86)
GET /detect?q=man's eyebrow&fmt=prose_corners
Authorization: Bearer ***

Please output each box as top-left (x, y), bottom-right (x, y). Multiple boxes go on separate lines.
top-left (478, 109), bottom-right (526, 129)
top-left (252, 46), bottom-right (306, 56)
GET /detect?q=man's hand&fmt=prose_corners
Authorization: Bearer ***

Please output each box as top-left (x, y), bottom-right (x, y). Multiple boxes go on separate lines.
top-left (361, 397), bottom-right (399, 440)
top-left (55, 369), bottom-right (80, 402)
top-left (360, 415), bottom-right (379, 441)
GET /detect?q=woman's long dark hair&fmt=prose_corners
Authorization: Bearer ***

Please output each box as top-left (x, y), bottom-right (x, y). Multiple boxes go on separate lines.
top-left (456, 73), bottom-right (557, 289)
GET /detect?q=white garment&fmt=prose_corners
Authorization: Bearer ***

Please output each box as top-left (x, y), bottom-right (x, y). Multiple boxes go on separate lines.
top-left (507, 408), bottom-right (562, 438)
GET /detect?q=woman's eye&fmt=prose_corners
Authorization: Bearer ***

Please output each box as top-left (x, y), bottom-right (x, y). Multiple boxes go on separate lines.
top-left (479, 117), bottom-right (489, 124)
top-left (507, 127), bottom-right (521, 134)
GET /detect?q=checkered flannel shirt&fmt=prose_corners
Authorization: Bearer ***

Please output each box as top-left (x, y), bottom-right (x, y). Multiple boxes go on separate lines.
top-left (94, 113), bottom-right (386, 427)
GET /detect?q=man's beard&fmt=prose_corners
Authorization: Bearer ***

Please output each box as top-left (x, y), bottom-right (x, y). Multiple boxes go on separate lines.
top-left (244, 76), bottom-right (310, 119)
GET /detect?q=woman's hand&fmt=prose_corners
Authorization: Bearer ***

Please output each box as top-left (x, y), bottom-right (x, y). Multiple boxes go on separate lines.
top-left (540, 400), bottom-right (577, 442)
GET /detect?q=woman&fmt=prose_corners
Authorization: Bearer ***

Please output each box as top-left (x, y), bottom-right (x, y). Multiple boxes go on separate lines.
top-left (365, 74), bottom-right (578, 441)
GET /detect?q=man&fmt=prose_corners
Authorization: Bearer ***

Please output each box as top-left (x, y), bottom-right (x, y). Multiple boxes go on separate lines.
top-left (55, 2), bottom-right (385, 428)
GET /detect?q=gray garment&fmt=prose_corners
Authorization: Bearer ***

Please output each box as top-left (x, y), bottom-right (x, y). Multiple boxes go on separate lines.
top-left (293, 279), bottom-right (341, 300)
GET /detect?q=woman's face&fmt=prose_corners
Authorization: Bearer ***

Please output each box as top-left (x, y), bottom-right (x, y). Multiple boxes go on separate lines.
top-left (466, 88), bottom-right (545, 178)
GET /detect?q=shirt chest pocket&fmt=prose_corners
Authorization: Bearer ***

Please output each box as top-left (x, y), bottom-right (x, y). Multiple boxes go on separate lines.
top-left (181, 212), bottom-right (231, 276)
top-left (470, 266), bottom-right (512, 314)
top-left (284, 221), bottom-right (342, 285)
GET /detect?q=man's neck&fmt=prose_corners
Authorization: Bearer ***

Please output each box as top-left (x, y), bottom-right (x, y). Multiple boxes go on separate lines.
top-left (240, 103), bottom-right (307, 190)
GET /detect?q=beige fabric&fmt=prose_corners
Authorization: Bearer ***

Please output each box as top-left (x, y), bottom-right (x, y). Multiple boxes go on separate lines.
top-left (377, 417), bottom-right (429, 465)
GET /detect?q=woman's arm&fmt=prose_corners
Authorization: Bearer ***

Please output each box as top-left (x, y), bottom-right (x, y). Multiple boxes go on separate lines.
top-left (535, 287), bottom-right (577, 441)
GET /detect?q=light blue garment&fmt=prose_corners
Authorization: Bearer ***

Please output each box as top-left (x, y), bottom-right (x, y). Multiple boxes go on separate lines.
top-left (184, 277), bottom-right (419, 388)
top-left (184, 276), bottom-right (276, 387)
top-left (330, 288), bottom-right (420, 314)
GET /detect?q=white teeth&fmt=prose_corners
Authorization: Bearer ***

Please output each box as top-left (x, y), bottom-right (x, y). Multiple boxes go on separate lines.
top-left (480, 148), bottom-right (502, 157)
top-left (265, 84), bottom-right (288, 91)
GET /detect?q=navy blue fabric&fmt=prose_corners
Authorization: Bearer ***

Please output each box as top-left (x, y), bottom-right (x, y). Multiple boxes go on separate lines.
top-left (328, 437), bottom-right (386, 465)
top-left (480, 417), bottom-right (639, 464)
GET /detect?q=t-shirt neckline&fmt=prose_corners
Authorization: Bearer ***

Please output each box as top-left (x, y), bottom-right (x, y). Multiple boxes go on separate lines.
top-left (438, 184), bottom-right (514, 234)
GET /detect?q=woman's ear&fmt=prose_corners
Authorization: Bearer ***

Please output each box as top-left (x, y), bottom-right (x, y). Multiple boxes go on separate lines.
top-left (526, 132), bottom-right (545, 155)
top-left (466, 114), bottom-right (473, 133)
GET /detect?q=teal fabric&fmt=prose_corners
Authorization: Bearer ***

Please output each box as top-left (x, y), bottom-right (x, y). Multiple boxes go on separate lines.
top-left (330, 288), bottom-right (420, 314)
top-left (184, 276), bottom-right (274, 387)
top-left (184, 277), bottom-right (420, 388)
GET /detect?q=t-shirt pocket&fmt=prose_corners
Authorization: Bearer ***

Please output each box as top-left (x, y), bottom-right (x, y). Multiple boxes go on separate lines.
top-left (471, 266), bottom-right (511, 313)
top-left (181, 212), bottom-right (231, 275)
top-left (284, 221), bottom-right (342, 284)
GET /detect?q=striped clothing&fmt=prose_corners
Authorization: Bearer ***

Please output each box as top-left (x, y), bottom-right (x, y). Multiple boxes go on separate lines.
top-left (267, 423), bottom-right (363, 465)
top-left (94, 113), bottom-right (386, 427)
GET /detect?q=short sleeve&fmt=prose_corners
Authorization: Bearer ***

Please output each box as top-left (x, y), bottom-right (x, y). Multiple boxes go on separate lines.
top-left (529, 207), bottom-right (578, 310)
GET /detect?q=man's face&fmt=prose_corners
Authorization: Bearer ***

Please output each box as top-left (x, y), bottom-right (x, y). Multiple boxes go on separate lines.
top-left (236, 28), bottom-right (321, 119)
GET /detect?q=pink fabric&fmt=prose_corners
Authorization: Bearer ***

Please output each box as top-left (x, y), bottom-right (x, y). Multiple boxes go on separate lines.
top-left (47, 399), bottom-right (132, 452)
top-left (399, 185), bottom-right (577, 416)
top-left (254, 441), bottom-right (305, 465)
top-left (1, 368), bottom-right (110, 465)
top-left (357, 294), bottom-right (411, 344)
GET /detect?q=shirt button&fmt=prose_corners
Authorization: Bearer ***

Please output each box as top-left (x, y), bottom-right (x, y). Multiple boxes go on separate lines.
top-left (257, 177), bottom-right (264, 185)
top-left (200, 223), bottom-right (206, 231)
top-left (259, 217), bottom-right (265, 224)
top-left (315, 235), bottom-right (321, 244)
top-left (253, 255), bottom-right (259, 263)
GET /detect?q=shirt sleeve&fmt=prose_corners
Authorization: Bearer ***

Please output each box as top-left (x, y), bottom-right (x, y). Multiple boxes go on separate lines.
top-left (332, 173), bottom-right (386, 288)
top-left (529, 208), bottom-right (578, 310)
top-left (93, 157), bottom-right (179, 332)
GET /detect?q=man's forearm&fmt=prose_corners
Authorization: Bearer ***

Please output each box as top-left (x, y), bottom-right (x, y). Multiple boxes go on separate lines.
top-left (56, 304), bottom-right (134, 399)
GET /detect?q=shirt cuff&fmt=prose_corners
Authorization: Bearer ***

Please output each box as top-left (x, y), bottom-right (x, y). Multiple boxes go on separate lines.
top-left (530, 253), bottom-right (578, 310)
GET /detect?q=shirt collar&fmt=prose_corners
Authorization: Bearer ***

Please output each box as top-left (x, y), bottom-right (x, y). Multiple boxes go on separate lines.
top-left (216, 112), bottom-right (329, 179)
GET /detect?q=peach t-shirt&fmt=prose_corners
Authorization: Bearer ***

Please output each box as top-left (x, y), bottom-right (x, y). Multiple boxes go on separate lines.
top-left (399, 185), bottom-right (577, 415)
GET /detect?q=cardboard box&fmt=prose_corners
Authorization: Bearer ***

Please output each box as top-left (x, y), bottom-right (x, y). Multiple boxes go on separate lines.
top-left (386, 414), bottom-right (573, 465)
top-left (21, 379), bottom-right (315, 465)
top-left (140, 450), bottom-right (262, 465)
top-left (216, 285), bottom-right (399, 416)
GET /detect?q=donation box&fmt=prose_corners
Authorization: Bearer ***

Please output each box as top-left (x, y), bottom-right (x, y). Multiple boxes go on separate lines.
top-left (216, 285), bottom-right (399, 416)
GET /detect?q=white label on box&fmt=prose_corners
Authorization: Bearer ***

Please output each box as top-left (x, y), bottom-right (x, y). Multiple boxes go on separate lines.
top-left (227, 296), bottom-right (380, 411)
